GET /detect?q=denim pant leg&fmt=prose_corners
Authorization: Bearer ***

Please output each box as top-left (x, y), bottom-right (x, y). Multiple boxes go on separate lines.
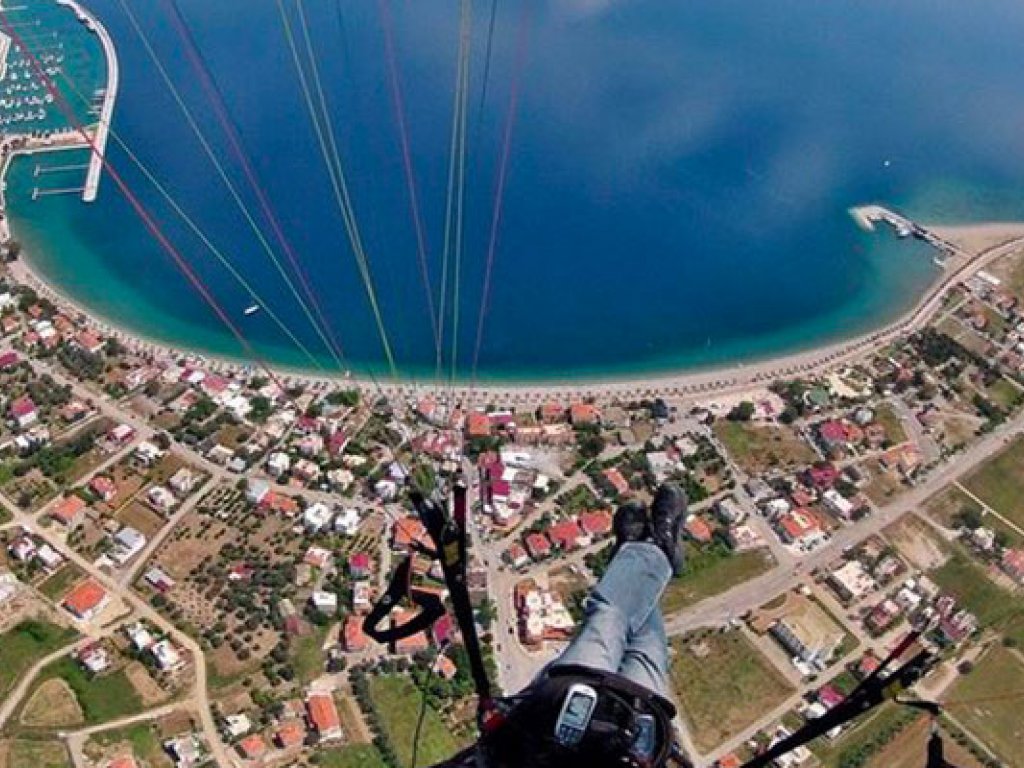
top-left (617, 607), bottom-right (670, 698)
top-left (552, 543), bottom-right (671, 677)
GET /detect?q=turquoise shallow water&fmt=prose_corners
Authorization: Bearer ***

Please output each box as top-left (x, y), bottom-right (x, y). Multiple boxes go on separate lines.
top-left (7, 0), bottom-right (1024, 381)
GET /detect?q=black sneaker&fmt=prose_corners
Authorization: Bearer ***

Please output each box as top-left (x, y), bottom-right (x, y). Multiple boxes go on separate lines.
top-left (650, 483), bottom-right (687, 576)
top-left (612, 500), bottom-right (649, 555)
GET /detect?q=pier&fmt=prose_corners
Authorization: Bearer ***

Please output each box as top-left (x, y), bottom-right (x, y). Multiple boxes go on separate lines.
top-left (849, 204), bottom-right (964, 258)
top-left (32, 185), bottom-right (85, 199)
top-left (55, 0), bottom-right (118, 203)
top-left (34, 162), bottom-right (89, 175)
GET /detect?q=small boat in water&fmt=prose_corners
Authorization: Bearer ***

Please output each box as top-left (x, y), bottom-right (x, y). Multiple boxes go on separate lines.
top-left (244, 304), bottom-right (260, 316)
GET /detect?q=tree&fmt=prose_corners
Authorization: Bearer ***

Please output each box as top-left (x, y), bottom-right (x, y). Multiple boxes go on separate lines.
top-left (476, 598), bottom-right (497, 630)
top-left (727, 401), bottom-right (756, 421)
top-left (954, 506), bottom-right (983, 531)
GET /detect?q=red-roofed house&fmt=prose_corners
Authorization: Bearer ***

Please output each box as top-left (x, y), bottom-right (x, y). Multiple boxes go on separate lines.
top-left (776, 508), bottom-right (822, 545)
top-left (63, 580), bottom-right (109, 620)
top-left (1002, 548), bottom-right (1024, 584)
top-left (817, 684), bottom-right (845, 709)
top-left (579, 510), bottom-right (613, 538)
top-left (90, 475), bottom-right (117, 503)
top-left (569, 403), bottom-right (601, 426)
top-left (503, 542), bottom-right (529, 569)
top-left (343, 615), bottom-right (367, 652)
top-left (602, 467), bottom-right (630, 496)
top-left (393, 516), bottom-right (429, 552)
top-left (238, 734), bottom-right (267, 760)
top-left (275, 720), bottom-right (306, 749)
top-left (306, 693), bottom-right (343, 741)
top-left (0, 350), bottom-right (19, 370)
top-left (716, 756), bottom-right (742, 768)
top-left (107, 757), bottom-right (139, 768)
top-left (807, 463), bottom-right (839, 489)
top-left (9, 395), bottom-right (37, 428)
top-left (466, 411), bottom-right (492, 438)
top-left (394, 609), bottom-right (431, 654)
top-left (50, 495), bottom-right (86, 528)
top-left (548, 519), bottom-right (583, 551)
top-left (684, 516), bottom-right (713, 544)
top-left (431, 614), bottom-right (455, 646)
top-left (524, 532), bottom-right (552, 561)
top-left (540, 402), bottom-right (565, 423)
top-left (348, 552), bottom-right (371, 580)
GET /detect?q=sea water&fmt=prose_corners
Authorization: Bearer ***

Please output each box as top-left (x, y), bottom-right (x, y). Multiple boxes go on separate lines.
top-left (8, 0), bottom-right (1024, 381)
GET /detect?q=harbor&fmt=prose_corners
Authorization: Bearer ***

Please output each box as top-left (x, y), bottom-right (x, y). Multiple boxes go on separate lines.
top-left (0, 0), bottom-right (117, 204)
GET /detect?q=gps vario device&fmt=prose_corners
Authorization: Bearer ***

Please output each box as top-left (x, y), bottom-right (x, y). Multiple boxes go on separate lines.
top-left (554, 683), bottom-right (599, 745)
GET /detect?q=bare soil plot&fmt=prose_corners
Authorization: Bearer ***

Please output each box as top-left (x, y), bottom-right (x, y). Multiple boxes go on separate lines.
top-left (923, 485), bottom-right (983, 530)
top-left (20, 677), bottom-right (84, 727)
top-left (713, 422), bottom-right (816, 476)
top-left (882, 516), bottom-right (950, 571)
top-left (116, 500), bottom-right (166, 539)
top-left (0, 739), bottom-right (71, 768)
top-left (125, 661), bottom-right (170, 706)
top-left (670, 629), bottom-right (795, 754)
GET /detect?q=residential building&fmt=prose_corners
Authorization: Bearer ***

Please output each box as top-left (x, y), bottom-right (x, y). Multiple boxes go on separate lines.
top-left (63, 580), bottom-right (109, 621)
top-left (306, 692), bottom-right (343, 741)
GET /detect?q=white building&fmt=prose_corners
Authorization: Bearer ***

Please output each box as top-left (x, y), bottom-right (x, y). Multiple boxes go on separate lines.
top-left (822, 489), bottom-right (855, 521)
top-left (168, 468), bottom-right (198, 497)
top-left (151, 639), bottom-right (184, 671)
top-left (110, 526), bottom-right (147, 565)
top-left (303, 502), bottom-right (333, 534)
top-left (266, 451), bottom-right (291, 477)
top-left (333, 507), bottom-right (361, 536)
top-left (310, 590), bottom-right (338, 614)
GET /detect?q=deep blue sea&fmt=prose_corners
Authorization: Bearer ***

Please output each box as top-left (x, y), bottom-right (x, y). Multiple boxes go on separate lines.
top-left (8, 0), bottom-right (1024, 381)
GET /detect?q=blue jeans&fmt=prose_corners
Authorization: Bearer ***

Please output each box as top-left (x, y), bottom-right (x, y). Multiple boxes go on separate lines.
top-left (551, 542), bottom-right (671, 697)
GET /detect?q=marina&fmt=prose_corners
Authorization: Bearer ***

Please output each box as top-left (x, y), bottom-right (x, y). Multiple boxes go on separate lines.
top-left (0, 0), bottom-right (115, 203)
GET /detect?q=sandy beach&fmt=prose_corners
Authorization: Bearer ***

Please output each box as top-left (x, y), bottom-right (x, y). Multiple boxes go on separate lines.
top-left (6, 213), bottom-right (1024, 407)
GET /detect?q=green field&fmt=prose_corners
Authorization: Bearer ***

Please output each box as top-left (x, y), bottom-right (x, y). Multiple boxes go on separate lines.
top-left (0, 620), bottom-right (78, 699)
top-left (662, 544), bottom-right (775, 614)
top-left (367, 675), bottom-right (462, 768)
top-left (2, 738), bottom-right (71, 768)
top-left (292, 624), bottom-right (329, 684)
top-left (88, 722), bottom-right (170, 768)
top-left (37, 564), bottom-right (85, 601)
top-left (810, 702), bottom-right (917, 768)
top-left (963, 436), bottom-right (1024, 529)
top-left (929, 548), bottom-right (1024, 643)
top-left (874, 403), bottom-right (908, 445)
top-left (31, 656), bottom-right (142, 726)
top-left (945, 646), bottom-right (1024, 765)
top-left (713, 421), bottom-right (816, 475)
top-left (319, 744), bottom-right (388, 768)
top-left (670, 629), bottom-right (795, 753)
top-left (0, 503), bottom-right (11, 524)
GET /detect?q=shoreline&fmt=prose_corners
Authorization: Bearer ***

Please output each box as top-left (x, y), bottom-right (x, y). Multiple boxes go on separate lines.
top-left (7, 214), bottom-right (1024, 404)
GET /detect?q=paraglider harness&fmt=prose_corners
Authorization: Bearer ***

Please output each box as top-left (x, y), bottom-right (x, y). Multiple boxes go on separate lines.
top-left (363, 483), bottom-right (950, 768)
top-left (362, 481), bottom-right (681, 767)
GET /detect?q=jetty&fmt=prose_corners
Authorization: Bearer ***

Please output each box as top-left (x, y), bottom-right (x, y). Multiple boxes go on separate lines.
top-left (54, 0), bottom-right (118, 203)
top-left (849, 204), bottom-right (963, 258)
top-left (32, 185), bottom-right (85, 199)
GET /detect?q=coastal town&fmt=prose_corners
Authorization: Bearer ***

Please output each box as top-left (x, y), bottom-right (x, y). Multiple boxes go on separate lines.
top-left (2, 2), bottom-right (1024, 768)
top-left (2, 210), bottom-right (1024, 768)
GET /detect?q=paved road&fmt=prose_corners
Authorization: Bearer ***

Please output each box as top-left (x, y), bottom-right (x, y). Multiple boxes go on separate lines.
top-left (665, 408), bottom-right (1024, 640)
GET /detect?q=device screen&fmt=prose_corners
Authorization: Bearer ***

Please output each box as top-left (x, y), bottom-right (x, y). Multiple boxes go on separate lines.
top-left (563, 692), bottom-right (595, 728)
